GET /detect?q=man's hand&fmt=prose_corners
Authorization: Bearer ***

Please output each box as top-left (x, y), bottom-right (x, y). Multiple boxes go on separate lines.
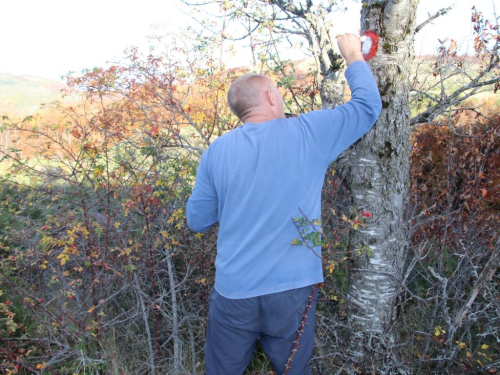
top-left (336, 33), bottom-right (364, 66)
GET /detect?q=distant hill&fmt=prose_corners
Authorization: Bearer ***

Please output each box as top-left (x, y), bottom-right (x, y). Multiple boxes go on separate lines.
top-left (0, 73), bottom-right (66, 119)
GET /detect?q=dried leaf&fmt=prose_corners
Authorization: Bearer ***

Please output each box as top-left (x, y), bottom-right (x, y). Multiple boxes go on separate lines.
top-left (70, 128), bottom-right (81, 139)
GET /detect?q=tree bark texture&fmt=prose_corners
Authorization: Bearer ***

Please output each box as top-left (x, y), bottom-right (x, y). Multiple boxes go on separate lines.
top-left (333, 0), bottom-right (418, 372)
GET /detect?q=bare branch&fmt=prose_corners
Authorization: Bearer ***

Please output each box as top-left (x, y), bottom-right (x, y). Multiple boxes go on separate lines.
top-left (410, 62), bottom-right (500, 126)
top-left (269, 0), bottom-right (310, 17)
top-left (452, 237), bottom-right (500, 329)
top-left (415, 5), bottom-right (455, 33)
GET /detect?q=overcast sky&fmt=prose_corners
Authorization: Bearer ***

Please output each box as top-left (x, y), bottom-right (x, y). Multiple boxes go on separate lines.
top-left (0, 0), bottom-right (496, 81)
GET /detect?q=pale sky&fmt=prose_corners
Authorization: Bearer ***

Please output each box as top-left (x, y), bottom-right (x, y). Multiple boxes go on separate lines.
top-left (0, 0), bottom-right (496, 81)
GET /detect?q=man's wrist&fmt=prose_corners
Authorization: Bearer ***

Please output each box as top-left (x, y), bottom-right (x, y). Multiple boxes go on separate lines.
top-left (345, 52), bottom-right (364, 66)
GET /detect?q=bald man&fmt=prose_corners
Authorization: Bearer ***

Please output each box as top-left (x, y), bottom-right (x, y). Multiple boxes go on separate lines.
top-left (187, 34), bottom-right (382, 375)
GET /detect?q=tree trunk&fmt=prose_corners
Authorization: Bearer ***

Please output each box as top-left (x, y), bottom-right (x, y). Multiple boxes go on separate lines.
top-left (334, 0), bottom-right (418, 372)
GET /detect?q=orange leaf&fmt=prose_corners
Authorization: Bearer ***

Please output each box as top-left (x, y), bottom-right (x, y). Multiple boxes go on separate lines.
top-left (71, 128), bottom-right (82, 139)
top-left (481, 189), bottom-right (487, 197)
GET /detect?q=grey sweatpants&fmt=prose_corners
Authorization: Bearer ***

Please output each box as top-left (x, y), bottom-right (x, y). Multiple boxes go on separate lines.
top-left (205, 285), bottom-right (318, 375)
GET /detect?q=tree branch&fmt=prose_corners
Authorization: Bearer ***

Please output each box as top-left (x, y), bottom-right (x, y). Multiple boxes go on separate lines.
top-left (452, 237), bottom-right (500, 329)
top-left (269, 0), bottom-right (309, 17)
top-left (415, 5), bottom-right (455, 33)
top-left (410, 70), bottom-right (500, 126)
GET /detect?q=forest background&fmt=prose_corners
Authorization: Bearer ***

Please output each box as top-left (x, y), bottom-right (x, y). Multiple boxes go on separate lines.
top-left (1, 0), bottom-right (499, 374)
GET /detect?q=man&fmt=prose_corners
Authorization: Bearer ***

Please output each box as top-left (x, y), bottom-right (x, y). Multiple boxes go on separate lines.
top-left (186, 34), bottom-right (382, 375)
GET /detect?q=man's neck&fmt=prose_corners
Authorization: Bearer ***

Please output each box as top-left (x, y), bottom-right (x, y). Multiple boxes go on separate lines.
top-left (242, 114), bottom-right (277, 124)
top-left (242, 110), bottom-right (285, 124)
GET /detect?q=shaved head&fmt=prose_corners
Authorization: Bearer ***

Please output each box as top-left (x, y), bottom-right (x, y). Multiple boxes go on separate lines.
top-left (227, 74), bottom-right (275, 121)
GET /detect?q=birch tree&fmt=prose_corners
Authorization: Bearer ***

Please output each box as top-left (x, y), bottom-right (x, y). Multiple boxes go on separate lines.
top-left (334, 1), bottom-right (417, 372)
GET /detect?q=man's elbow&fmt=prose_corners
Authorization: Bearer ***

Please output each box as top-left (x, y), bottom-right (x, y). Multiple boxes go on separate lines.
top-left (353, 90), bottom-right (382, 127)
top-left (366, 95), bottom-right (382, 126)
top-left (373, 96), bottom-right (382, 122)
top-left (186, 209), bottom-right (215, 233)
top-left (187, 219), bottom-right (211, 233)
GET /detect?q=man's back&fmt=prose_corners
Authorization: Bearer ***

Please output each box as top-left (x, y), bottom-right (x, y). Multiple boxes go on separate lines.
top-left (187, 61), bottom-right (382, 299)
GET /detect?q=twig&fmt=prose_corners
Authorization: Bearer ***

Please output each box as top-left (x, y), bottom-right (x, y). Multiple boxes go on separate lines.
top-left (452, 236), bottom-right (500, 328)
top-left (283, 283), bottom-right (319, 375)
top-left (415, 5), bottom-right (454, 33)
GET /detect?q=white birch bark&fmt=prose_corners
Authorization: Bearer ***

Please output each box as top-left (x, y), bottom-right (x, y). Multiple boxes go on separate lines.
top-left (333, 0), bottom-right (419, 372)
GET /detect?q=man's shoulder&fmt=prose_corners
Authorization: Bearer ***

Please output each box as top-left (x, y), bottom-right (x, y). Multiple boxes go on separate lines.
top-left (202, 127), bottom-right (241, 157)
top-left (209, 127), bottom-right (240, 146)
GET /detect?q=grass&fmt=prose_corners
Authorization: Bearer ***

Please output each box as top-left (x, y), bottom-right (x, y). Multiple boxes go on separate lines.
top-left (244, 342), bottom-right (275, 375)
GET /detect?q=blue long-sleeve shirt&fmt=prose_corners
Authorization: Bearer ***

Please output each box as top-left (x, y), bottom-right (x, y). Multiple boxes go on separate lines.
top-left (187, 60), bottom-right (381, 299)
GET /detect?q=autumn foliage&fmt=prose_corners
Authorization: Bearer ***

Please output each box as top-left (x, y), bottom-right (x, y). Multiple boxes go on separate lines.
top-left (0, 21), bottom-right (499, 375)
top-left (0, 33), bottom-right (235, 374)
top-left (405, 104), bottom-right (500, 372)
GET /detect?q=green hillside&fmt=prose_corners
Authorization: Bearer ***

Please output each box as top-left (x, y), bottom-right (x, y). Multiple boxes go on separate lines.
top-left (0, 73), bottom-right (66, 119)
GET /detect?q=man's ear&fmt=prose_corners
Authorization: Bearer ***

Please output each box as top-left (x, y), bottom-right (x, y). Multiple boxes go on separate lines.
top-left (266, 89), bottom-right (277, 106)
